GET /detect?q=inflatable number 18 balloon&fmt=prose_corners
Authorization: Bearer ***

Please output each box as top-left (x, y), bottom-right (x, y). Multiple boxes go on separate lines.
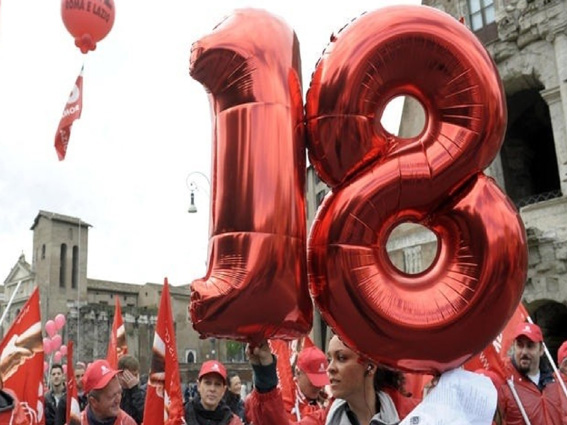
top-left (307, 6), bottom-right (527, 373)
top-left (189, 6), bottom-right (527, 373)
top-left (188, 9), bottom-right (312, 343)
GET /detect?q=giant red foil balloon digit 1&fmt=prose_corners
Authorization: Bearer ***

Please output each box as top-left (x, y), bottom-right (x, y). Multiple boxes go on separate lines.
top-left (306, 6), bottom-right (527, 373)
top-left (61, 0), bottom-right (115, 54)
top-left (188, 9), bottom-right (312, 343)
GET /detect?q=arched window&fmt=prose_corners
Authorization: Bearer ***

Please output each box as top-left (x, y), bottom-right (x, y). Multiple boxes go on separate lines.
top-left (72, 245), bottom-right (79, 289)
top-left (186, 350), bottom-right (196, 363)
top-left (59, 244), bottom-right (67, 288)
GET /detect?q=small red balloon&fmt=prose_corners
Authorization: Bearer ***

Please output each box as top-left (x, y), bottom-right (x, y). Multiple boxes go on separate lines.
top-left (61, 0), bottom-right (115, 54)
top-left (45, 320), bottom-right (57, 338)
top-left (51, 334), bottom-right (63, 351)
top-left (43, 337), bottom-right (53, 355)
top-left (55, 313), bottom-right (66, 330)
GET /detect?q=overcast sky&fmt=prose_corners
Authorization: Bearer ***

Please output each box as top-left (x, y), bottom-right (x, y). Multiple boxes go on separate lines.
top-left (0, 0), bottom-right (418, 286)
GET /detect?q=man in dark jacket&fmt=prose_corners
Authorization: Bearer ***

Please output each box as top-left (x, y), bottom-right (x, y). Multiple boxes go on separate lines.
top-left (54, 362), bottom-right (88, 425)
top-left (185, 360), bottom-right (243, 425)
top-left (117, 355), bottom-right (146, 425)
top-left (45, 364), bottom-right (65, 425)
top-left (498, 322), bottom-right (567, 425)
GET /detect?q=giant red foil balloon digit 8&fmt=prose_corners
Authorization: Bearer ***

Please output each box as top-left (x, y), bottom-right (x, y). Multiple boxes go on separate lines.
top-left (188, 9), bottom-right (312, 343)
top-left (306, 6), bottom-right (527, 373)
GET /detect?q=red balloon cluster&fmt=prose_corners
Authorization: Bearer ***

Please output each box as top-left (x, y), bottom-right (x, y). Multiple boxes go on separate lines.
top-left (61, 0), bottom-right (115, 54)
top-left (43, 313), bottom-right (68, 364)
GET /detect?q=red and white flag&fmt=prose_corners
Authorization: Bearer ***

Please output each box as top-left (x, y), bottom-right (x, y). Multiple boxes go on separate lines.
top-left (464, 302), bottom-right (529, 379)
top-left (143, 278), bottom-right (185, 425)
top-left (269, 340), bottom-right (296, 411)
top-left (0, 287), bottom-right (45, 424)
top-left (65, 341), bottom-right (81, 425)
top-left (54, 66), bottom-right (83, 161)
top-left (106, 296), bottom-right (128, 369)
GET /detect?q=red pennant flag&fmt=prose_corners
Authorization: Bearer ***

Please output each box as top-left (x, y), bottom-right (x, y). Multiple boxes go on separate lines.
top-left (65, 341), bottom-right (81, 425)
top-left (0, 287), bottom-right (45, 424)
top-left (106, 297), bottom-right (128, 369)
top-left (143, 278), bottom-right (185, 425)
top-left (464, 302), bottom-right (529, 379)
top-left (54, 66), bottom-right (83, 161)
top-left (269, 340), bottom-right (296, 412)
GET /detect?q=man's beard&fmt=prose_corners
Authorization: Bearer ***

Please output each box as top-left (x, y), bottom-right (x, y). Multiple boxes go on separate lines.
top-left (517, 357), bottom-right (533, 374)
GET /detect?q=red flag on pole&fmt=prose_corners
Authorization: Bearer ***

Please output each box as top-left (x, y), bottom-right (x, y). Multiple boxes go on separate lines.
top-left (65, 341), bottom-right (81, 425)
top-left (54, 66), bottom-right (83, 161)
top-left (464, 302), bottom-right (529, 378)
top-left (0, 287), bottom-right (45, 424)
top-left (143, 278), bottom-right (185, 425)
top-left (106, 297), bottom-right (127, 369)
top-left (269, 340), bottom-right (296, 414)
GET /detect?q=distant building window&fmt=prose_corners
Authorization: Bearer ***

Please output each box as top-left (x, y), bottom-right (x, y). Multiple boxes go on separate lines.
top-left (72, 246), bottom-right (79, 289)
top-left (186, 350), bottom-right (197, 363)
top-left (59, 244), bottom-right (67, 288)
top-left (403, 246), bottom-right (422, 274)
top-left (42, 244), bottom-right (46, 260)
top-left (68, 228), bottom-right (73, 240)
top-left (316, 190), bottom-right (327, 208)
top-left (314, 172), bottom-right (321, 186)
top-left (468, 0), bottom-right (494, 31)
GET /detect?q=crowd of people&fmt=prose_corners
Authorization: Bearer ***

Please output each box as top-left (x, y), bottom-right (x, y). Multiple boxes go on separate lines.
top-left (36, 323), bottom-right (567, 425)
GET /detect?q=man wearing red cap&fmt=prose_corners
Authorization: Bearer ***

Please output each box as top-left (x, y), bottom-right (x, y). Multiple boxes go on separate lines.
top-left (498, 322), bottom-right (567, 424)
top-left (80, 359), bottom-right (136, 425)
top-left (184, 360), bottom-right (243, 425)
top-left (287, 346), bottom-right (330, 421)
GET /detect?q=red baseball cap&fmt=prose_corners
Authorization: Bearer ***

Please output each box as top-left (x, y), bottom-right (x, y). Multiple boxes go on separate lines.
top-left (82, 359), bottom-right (121, 393)
top-left (558, 341), bottom-right (567, 365)
top-left (198, 360), bottom-right (227, 383)
top-left (513, 322), bottom-right (543, 343)
top-left (297, 346), bottom-right (330, 387)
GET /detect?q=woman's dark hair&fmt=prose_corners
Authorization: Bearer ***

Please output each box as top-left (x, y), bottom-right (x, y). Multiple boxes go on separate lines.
top-left (227, 372), bottom-right (240, 387)
top-left (373, 365), bottom-right (409, 396)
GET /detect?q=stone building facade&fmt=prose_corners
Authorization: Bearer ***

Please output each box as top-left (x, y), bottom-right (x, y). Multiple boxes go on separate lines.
top-left (2, 211), bottom-right (251, 382)
top-left (306, 0), bottom-right (567, 361)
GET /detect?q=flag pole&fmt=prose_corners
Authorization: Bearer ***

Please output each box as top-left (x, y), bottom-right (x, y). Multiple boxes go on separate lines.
top-left (507, 378), bottom-right (532, 425)
top-left (0, 279), bottom-right (23, 328)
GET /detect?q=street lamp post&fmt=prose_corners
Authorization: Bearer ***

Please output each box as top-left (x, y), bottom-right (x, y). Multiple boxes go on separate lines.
top-left (186, 171), bottom-right (211, 214)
